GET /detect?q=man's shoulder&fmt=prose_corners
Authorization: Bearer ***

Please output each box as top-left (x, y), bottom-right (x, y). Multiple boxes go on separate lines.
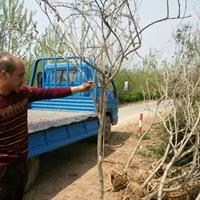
top-left (18, 86), bottom-right (29, 92)
top-left (18, 86), bottom-right (35, 93)
top-left (15, 86), bottom-right (33, 98)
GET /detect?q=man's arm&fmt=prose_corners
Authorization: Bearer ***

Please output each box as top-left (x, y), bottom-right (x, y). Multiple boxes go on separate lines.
top-left (27, 81), bottom-right (95, 102)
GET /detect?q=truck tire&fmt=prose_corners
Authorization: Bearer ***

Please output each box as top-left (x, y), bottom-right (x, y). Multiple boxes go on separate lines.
top-left (25, 156), bottom-right (40, 192)
top-left (105, 115), bottom-right (112, 142)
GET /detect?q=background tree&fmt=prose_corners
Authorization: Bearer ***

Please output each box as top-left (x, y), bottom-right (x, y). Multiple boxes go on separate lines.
top-left (34, 23), bottom-right (67, 56)
top-left (0, 0), bottom-right (36, 57)
top-left (173, 23), bottom-right (200, 65)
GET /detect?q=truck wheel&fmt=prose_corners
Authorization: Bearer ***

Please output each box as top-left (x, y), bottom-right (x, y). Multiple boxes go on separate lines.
top-left (88, 115), bottom-right (112, 143)
top-left (25, 156), bottom-right (40, 192)
top-left (105, 115), bottom-right (112, 142)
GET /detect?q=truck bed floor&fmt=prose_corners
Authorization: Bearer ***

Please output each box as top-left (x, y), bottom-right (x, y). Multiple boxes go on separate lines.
top-left (28, 110), bottom-right (97, 134)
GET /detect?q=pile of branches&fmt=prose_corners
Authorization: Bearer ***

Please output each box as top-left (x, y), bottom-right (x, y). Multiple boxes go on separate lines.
top-left (124, 165), bottom-right (200, 200)
top-left (122, 64), bottom-right (200, 200)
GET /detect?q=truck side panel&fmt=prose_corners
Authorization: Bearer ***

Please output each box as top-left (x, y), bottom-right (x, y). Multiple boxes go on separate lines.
top-left (28, 117), bottom-right (99, 158)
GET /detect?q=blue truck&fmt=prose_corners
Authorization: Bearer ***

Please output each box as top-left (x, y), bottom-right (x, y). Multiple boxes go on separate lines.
top-left (26, 56), bottom-right (118, 189)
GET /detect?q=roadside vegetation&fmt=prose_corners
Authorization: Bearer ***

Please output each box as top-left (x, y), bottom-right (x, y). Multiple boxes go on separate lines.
top-left (115, 52), bottom-right (161, 104)
top-left (119, 24), bottom-right (200, 199)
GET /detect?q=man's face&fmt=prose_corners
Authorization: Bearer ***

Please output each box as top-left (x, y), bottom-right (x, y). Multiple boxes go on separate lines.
top-left (1, 60), bottom-right (25, 93)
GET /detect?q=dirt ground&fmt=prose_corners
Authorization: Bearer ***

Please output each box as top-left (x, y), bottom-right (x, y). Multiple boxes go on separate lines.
top-left (24, 112), bottom-right (156, 200)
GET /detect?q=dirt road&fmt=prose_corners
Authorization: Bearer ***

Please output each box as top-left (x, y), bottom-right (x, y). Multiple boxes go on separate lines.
top-left (24, 101), bottom-right (157, 200)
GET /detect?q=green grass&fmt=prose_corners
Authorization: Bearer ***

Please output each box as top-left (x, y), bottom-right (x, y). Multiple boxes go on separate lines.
top-left (146, 144), bottom-right (165, 157)
top-left (137, 149), bottom-right (150, 157)
top-left (136, 143), bottom-right (165, 158)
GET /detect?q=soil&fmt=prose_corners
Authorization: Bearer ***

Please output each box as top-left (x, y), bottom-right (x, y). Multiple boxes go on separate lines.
top-left (24, 108), bottom-right (157, 200)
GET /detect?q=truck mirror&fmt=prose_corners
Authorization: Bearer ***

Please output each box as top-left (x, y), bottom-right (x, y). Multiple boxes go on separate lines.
top-left (124, 81), bottom-right (128, 92)
top-left (37, 72), bottom-right (42, 88)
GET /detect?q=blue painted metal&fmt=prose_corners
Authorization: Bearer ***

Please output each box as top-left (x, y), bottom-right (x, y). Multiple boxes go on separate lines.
top-left (28, 117), bottom-right (99, 158)
top-left (28, 96), bottom-right (96, 112)
top-left (53, 58), bottom-right (57, 88)
top-left (28, 55), bottom-right (118, 158)
top-left (29, 56), bottom-right (88, 87)
top-left (42, 59), bottom-right (45, 88)
top-left (106, 81), bottom-right (118, 125)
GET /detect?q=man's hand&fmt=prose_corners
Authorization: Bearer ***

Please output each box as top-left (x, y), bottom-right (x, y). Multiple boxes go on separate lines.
top-left (80, 81), bottom-right (95, 92)
top-left (71, 81), bottom-right (95, 94)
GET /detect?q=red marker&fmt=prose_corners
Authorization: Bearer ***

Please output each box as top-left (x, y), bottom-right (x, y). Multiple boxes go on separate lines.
top-left (137, 113), bottom-right (143, 135)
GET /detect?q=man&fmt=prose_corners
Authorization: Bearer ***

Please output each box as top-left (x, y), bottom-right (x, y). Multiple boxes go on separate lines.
top-left (0, 54), bottom-right (94, 200)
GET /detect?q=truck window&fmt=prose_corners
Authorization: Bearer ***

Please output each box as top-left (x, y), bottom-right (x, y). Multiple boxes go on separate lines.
top-left (52, 70), bottom-right (77, 83)
top-left (107, 82), bottom-right (114, 92)
top-left (69, 70), bottom-right (77, 82)
top-left (96, 76), bottom-right (117, 98)
top-left (107, 81), bottom-right (117, 98)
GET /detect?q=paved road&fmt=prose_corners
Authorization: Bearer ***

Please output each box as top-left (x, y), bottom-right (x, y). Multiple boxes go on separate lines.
top-left (118, 101), bottom-right (158, 123)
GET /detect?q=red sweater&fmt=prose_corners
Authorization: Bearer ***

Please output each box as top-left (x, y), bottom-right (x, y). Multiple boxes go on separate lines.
top-left (0, 86), bottom-right (72, 165)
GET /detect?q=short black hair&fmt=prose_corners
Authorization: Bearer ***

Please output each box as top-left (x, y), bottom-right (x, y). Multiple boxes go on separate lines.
top-left (0, 54), bottom-right (16, 74)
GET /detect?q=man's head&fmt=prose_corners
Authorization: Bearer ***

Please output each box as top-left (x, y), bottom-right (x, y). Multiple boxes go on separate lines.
top-left (0, 54), bottom-right (25, 94)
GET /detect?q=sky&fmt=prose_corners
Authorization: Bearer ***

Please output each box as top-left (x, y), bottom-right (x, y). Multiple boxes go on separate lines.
top-left (24, 0), bottom-right (200, 60)
top-left (137, 0), bottom-right (199, 58)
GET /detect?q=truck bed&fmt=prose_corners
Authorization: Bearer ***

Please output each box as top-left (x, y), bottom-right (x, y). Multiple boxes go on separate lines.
top-left (28, 110), bottom-right (97, 134)
top-left (27, 110), bottom-right (99, 158)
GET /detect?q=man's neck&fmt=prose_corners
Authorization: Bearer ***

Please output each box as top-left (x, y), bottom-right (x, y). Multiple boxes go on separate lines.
top-left (0, 86), bottom-right (11, 96)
